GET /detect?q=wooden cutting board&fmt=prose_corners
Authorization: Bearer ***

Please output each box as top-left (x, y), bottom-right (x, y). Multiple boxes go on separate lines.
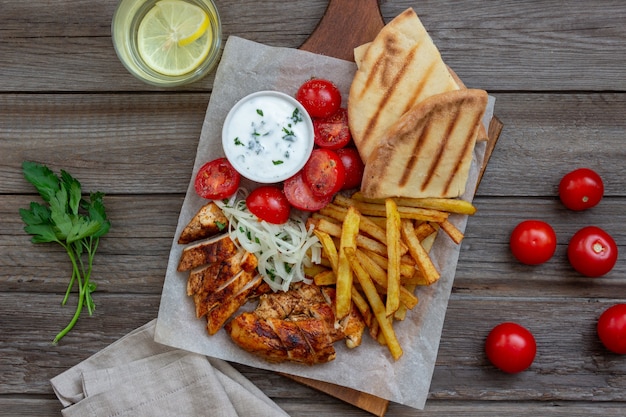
top-left (286, 1), bottom-right (503, 415)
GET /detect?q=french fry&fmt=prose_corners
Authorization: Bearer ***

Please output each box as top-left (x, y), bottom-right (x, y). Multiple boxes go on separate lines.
top-left (314, 230), bottom-right (339, 273)
top-left (413, 221), bottom-right (437, 241)
top-left (363, 215), bottom-right (387, 230)
top-left (320, 203), bottom-right (408, 253)
top-left (360, 248), bottom-right (416, 278)
top-left (303, 263), bottom-right (330, 279)
top-left (354, 249), bottom-right (418, 309)
top-left (401, 219), bottom-right (440, 285)
top-left (335, 207), bottom-right (360, 319)
top-left (311, 217), bottom-right (389, 256)
top-left (439, 219), bottom-right (465, 244)
top-left (421, 227), bottom-right (439, 252)
top-left (399, 286), bottom-right (418, 309)
top-left (355, 249), bottom-right (388, 287)
top-left (351, 192), bottom-right (477, 215)
top-left (333, 194), bottom-right (448, 223)
top-left (351, 286), bottom-right (374, 328)
top-left (345, 247), bottom-right (403, 360)
top-left (385, 199), bottom-right (402, 316)
top-left (313, 269), bottom-right (336, 286)
top-left (307, 190), bottom-right (472, 361)
top-left (395, 284), bottom-right (418, 320)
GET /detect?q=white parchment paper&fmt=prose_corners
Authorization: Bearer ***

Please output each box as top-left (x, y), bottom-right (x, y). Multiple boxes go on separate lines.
top-left (155, 36), bottom-right (495, 410)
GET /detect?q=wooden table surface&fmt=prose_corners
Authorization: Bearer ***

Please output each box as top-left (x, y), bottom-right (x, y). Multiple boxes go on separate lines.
top-left (2, 0), bottom-right (625, 415)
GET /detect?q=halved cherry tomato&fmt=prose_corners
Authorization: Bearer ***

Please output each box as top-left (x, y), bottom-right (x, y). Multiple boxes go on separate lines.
top-left (485, 322), bottom-right (536, 373)
top-left (567, 226), bottom-right (617, 277)
top-left (510, 220), bottom-right (557, 265)
top-left (313, 108), bottom-right (351, 150)
top-left (302, 149), bottom-right (345, 198)
top-left (559, 168), bottom-right (604, 211)
top-left (283, 171), bottom-right (333, 212)
top-left (295, 78), bottom-right (342, 118)
top-left (246, 186), bottom-right (291, 224)
top-left (194, 157), bottom-right (240, 200)
top-left (335, 147), bottom-right (365, 190)
top-left (597, 304), bottom-right (626, 354)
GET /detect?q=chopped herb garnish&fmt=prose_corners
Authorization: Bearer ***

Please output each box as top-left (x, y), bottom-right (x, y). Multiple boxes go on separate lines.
top-left (267, 269), bottom-right (277, 281)
top-left (234, 137), bottom-right (243, 146)
top-left (291, 108), bottom-right (303, 123)
top-left (273, 160), bottom-right (284, 165)
top-left (216, 221), bottom-right (226, 231)
top-left (256, 109), bottom-right (264, 116)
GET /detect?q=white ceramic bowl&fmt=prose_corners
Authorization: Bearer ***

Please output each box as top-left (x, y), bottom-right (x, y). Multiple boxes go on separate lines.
top-left (222, 91), bottom-right (314, 183)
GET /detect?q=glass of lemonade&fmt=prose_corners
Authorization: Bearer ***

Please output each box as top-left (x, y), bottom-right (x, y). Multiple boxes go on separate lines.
top-left (111, 0), bottom-right (222, 87)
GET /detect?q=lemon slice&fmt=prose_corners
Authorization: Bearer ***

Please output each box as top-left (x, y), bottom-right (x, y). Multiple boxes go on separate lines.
top-left (137, 0), bottom-right (212, 76)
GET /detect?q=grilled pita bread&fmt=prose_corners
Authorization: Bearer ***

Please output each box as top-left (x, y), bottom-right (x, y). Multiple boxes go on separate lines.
top-left (354, 42), bottom-right (488, 143)
top-left (348, 8), bottom-right (460, 162)
top-left (361, 89), bottom-right (488, 199)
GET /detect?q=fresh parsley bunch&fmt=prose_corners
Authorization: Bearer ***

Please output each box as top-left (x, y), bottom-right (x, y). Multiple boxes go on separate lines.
top-left (19, 161), bottom-right (111, 344)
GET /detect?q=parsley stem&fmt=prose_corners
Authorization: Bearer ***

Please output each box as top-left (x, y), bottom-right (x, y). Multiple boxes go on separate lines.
top-left (53, 245), bottom-right (84, 344)
top-left (53, 284), bottom-right (84, 345)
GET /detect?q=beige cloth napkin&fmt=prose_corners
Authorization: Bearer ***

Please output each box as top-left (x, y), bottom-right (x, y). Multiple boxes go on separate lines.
top-left (51, 319), bottom-right (290, 417)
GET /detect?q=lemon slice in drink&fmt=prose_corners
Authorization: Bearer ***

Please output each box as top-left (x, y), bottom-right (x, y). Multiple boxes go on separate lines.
top-left (137, 0), bottom-right (212, 76)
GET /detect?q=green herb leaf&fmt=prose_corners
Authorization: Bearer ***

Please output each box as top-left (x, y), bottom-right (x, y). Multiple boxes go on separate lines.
top-left (20, 161), bottom-right (111, 344)
top-left (22, 161), bottom-right (60, 203)
top-left (61, 170), bottom-right (82, 216)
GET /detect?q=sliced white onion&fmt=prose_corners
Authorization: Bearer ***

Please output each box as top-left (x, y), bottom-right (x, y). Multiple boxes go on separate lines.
top-left (215, 189), bottom-right (320, 292)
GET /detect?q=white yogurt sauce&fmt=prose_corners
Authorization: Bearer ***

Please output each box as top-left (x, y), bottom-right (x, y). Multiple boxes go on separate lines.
top-left (222, 91), bottom-right (314, 183)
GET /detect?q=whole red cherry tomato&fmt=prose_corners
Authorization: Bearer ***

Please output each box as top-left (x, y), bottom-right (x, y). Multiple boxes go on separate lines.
top-left (302, 149), bottom-right (346, 198)
top-left (559, 168), bottom-right (604, 211)
top-left (246, 186), bottom-right (291, 224)
top-left (194, 157), bottom-right (240, 200)
top-left (283, 171), bottom-right (333, 212)
top-left (335, 147), bottom-right (365, 190)
top-left (597, 304), bottom-right (626, 354)
top-left (313, 108), bottom-right (351, 150)
top-left (510, 220), bottom-right (557, 265)
top-left (485, 322), bottom-right (537, 373)
top-left (295, 79), bottom-right (342, 118)
top-left (567, 226), bottom-right (618, 277)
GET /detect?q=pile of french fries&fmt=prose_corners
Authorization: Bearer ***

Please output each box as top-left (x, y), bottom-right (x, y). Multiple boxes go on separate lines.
top-left (305, 192), bottom-right (476, 360)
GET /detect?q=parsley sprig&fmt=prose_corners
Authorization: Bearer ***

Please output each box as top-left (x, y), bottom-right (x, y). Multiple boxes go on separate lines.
top-left (19, 161), bottom-right (111, 344)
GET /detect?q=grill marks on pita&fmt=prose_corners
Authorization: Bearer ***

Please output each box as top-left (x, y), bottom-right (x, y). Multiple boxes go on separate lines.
top-left (349, 7), bottom-right (488, 199)
top-left (360, 89), bottom-right (488, 199)
top-left (348, 8), bottom-right (461, 164)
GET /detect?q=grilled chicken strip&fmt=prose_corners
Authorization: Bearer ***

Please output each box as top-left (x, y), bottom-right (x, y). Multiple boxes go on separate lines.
top-left (225, 283), bottom-right (365, 365)
top-left (177, 234), bottom-right (238, 271)
top-left (206, 273), bottom-right (263, 335)
top-left (178, 201), bottom-right (229, 244)
top-left (188, 249), bottom-right (258, 318)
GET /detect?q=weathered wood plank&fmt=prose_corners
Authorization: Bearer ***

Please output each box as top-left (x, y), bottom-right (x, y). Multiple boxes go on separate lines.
top-left (2, 93), bottom-right (625, 196)
top-left (2, 294), bottom-right (625, 399)
top-left (0, 93), bottom-right (208, 194)
top-left (2, 1), bottom-right (625, 92)
top-left (0, 194), bottom-right (626, 298)
top-left (2, 195), bottom-right (624, 298)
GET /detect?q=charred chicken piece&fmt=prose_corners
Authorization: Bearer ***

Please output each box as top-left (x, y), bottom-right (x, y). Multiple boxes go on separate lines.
top-left (178, 202), bottom-right (229, 244)
top-left (225, 283), bottom-right (365, 365)
top-left (177, 234), bottom-right (238, 272)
